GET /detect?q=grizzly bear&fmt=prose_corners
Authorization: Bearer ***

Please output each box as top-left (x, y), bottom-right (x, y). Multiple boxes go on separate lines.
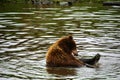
top-left (46, 35), bottom-right (85, 67)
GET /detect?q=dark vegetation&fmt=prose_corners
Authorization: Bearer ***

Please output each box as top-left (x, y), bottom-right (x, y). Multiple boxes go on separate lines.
top-left (0, 0), bottom-right (119, 3)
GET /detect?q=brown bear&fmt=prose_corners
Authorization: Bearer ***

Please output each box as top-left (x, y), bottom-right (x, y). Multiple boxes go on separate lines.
top-left (46, 35), bottom-right (85, 67)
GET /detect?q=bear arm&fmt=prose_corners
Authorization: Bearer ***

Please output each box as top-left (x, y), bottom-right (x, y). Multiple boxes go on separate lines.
top-left (67, 59), bottom-right (84, 67)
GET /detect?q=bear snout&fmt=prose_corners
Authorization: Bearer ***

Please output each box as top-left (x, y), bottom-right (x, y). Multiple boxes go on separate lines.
top-left (72, 49), bottom-right (78, 56)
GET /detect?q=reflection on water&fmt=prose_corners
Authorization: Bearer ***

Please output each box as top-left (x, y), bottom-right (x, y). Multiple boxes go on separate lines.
top-left (46, 67), bottom-right (77, 76)
top-left (0, 2), bottom-right (120, 80)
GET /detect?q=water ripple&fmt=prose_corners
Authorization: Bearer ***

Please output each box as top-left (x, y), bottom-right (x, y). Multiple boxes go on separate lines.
top-left (0, 2), bottom-right (120, 80)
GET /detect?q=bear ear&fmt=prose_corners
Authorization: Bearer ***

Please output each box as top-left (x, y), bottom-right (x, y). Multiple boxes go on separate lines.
top-left (68, 35), bottom-right (73, 40)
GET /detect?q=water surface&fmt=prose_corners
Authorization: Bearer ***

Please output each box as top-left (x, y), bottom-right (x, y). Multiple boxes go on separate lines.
top-left (0, 2), bottom-right (120, 80)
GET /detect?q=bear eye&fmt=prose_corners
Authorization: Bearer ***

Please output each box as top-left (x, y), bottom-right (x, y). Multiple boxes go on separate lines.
top-left (68, 41), bottom-right (76, 50)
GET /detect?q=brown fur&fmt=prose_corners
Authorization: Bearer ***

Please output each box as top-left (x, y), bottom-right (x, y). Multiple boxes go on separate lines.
top-left (46, 35), bottom-right (84, 67)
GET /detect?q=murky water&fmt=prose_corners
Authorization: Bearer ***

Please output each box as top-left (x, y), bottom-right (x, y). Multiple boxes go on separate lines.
top-left (0, 2), bottom-right (120, 80)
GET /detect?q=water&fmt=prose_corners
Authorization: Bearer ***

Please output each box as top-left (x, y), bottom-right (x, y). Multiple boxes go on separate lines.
top-left (0, 2), bottom-right (120, 80)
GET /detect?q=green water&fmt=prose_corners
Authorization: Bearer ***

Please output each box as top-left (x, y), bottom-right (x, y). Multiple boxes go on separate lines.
top-left (0, 2), bottom-right (120, 80)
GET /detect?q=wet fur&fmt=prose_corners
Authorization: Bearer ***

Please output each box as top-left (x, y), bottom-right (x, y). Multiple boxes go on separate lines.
top-left (46, 36), bottom-right (84, 67)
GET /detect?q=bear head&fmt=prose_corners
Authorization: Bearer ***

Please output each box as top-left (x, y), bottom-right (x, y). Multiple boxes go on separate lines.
top-left (57, 35), bottom-right (78, 56)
